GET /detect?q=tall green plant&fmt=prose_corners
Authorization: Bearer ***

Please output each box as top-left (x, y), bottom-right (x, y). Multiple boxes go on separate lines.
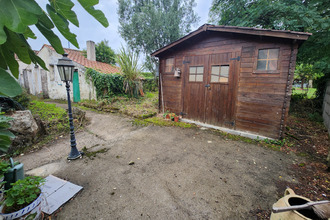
top-left (0, 113), bottom-right (15, 153)
top-left (116, 47), bottom-right (143, 97)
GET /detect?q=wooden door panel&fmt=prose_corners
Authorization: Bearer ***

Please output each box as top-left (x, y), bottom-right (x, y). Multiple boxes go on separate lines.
top-left (182, 55), bottom-right (208, 122)
top-left (205, 51), bottom-right (240, 127)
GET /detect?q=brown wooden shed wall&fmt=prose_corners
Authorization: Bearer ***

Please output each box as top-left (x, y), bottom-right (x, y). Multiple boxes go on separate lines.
top-left (157, 32), bottom-right (298, 139)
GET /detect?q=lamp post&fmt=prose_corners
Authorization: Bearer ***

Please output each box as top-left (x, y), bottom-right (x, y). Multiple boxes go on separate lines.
top-left (56, 54), bottom-right (82, 160)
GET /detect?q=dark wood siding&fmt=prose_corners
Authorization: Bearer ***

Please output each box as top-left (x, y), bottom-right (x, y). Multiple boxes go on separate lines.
top-left (159, 57), bottom-right (183, 113)
top-left (157, 31), bottom-right (298, 139)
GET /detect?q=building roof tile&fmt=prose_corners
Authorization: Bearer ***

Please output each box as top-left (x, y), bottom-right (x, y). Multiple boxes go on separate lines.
top-left (43, 45), bottom-right (120, 74)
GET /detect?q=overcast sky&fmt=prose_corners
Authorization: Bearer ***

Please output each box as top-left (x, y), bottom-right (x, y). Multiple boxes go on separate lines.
top-left (28, 0), bottom-right (213, 52)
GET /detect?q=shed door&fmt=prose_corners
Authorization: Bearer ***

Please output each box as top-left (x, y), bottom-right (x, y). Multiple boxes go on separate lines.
top-left (205, 52), bottom-right (239, 127)
top-left (183, 52), bottom-right (240, 128)
top-left (182, 55), bottom-right (209, 122)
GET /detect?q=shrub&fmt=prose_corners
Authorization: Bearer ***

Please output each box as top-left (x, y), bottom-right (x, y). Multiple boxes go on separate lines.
top-left (28, 101), bottom-right (69, 134)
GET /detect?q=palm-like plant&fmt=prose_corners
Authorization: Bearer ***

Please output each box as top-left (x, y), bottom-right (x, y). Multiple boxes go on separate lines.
top-left (116, 47), bottom-right (143, 97)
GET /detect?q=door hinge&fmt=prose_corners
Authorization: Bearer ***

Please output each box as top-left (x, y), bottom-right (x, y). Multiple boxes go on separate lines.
top-left (230, 56), bottom-right (240, 61)
top-left (183, 60), bottom-right (191, 64)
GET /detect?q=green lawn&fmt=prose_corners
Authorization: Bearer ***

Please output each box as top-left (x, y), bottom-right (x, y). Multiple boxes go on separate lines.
top-left (292, 87), bottom-right (316, 99)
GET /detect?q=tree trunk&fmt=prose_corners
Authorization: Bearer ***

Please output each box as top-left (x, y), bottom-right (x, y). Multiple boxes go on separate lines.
top-left (301, 79), bottom-right (305, 90)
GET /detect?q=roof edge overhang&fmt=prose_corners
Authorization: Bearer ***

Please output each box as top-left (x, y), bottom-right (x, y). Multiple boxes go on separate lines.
top-left (151, 24), bottom-right (312, 57)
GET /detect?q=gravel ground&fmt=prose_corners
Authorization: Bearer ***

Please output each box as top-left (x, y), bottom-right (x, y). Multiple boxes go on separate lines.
top-left (17, 108), bottom-right (300, 220)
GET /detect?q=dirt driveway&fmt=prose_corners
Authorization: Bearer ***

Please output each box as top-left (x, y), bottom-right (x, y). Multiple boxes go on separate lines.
top-left (17, 109), bottom-right (301, 219)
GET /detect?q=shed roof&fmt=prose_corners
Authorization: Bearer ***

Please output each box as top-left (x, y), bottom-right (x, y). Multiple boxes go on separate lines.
top-left (42, 44), bottom-right (120, 74)
top-left (151, 24), bottom-right (312, 57)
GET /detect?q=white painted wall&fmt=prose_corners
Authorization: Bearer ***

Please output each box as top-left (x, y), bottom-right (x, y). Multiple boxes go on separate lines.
top-left (18, 47), bottom-right (96, 101)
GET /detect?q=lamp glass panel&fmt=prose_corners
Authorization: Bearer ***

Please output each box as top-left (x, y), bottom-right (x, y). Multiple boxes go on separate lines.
top-left (64, 66), bottom-right (73, 81)
top-left (57, 66), bottom-right (66, 81)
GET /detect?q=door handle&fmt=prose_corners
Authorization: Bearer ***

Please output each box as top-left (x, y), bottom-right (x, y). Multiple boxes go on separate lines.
top-left (205, 84), bottom-right (211, 90)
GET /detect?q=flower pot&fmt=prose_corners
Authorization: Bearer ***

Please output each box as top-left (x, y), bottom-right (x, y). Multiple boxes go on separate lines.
top-left (174, 116), bottom-right (179, 122)
top-left (1, 192), bottom-right (43, 220)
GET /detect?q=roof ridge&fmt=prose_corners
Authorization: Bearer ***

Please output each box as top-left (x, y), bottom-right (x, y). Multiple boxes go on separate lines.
top-left (40, 44), bottom-right (120, 74)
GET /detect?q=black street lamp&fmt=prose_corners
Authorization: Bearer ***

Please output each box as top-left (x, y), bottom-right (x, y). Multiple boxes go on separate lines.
top-left (57, 54), bottom-right (82, 160)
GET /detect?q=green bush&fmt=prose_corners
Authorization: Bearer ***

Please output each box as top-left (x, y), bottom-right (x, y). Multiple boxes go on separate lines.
top-left (142, 78), bottom-right (158, 92)
top-left (28, 101), bottom-right (69, 134)
top-left (85, 68), bottom-right (124, 99)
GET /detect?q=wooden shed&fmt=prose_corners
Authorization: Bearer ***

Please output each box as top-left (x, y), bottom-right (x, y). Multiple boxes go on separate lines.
top-left (151, 24), bottom-right (311, 139)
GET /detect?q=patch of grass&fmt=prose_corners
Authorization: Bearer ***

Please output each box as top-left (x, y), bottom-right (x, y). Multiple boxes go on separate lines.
top-left (132, 117), bottom-right (194, 128)
top-left (82, 146), bottom-right (108, 159)
top-left (29, 100), bottom-right (69, 134)
top-left (79, 91), bottom-right (159, 119)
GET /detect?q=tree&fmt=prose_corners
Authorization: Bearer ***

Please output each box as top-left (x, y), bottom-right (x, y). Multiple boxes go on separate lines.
top-left (117, 0), bottom-right (199, 73)
top-left (83, 40), bottom-right (116, 65)
top-left (116, 47), bottom-right (143, 97)
top-left (294, 64), bottom-right (324, 89)
top-left (0, 0), bottom-right (109, 152)
top-left (209, 0), bottom-right (329, 96)
top-left (96, 40), bottom-right (116, 65)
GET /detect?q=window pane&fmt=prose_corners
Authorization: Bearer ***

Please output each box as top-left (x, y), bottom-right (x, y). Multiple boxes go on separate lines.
top-left (166, 58), bottom-right (173, 65)
top-left (220, 65), bottom-right (229, 78)
top-left (268, 49), bottom-right (279, 59)
top-left (258, 49), bottom-right (268, 59)
top-left (196, 75), bottom-right (203, 82)
top-left (219, 77), bottom-right (228, 83)
top-left (197, 66), bottom-right (204, 74)
top-left (211, 66), bottom-right (220, 76)
top-left (211, 75), bottom-right (219, 82)
top-left (189, 67), bottom-right (196, 74)
top-left (165, 58), bottom-right (174, 72)
top-left (268, 60), bottom-right (278, 70)
top-left (257, 61), bottom-right (267, 70)
top-left (189, 75), bottom-right (195, 82)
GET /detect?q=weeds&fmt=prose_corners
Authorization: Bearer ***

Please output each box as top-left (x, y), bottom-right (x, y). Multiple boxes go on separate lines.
top-left (132, 117), bottom-right (194, 128)
top-left (29, 100), bottom-right (69, 134)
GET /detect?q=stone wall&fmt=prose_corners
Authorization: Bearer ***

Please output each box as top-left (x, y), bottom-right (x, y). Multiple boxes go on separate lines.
top-left (323, 80), bottom-right (330, 135)
top-left (18, 46), bottom-right (97, 101)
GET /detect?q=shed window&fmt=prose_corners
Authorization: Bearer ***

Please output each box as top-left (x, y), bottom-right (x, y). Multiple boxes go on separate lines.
top-left (257, 49), bottom-right (279, 70)
top-left (189, 66), bottom-right (204, 82)
top-left (211, 65), bottom-right (229, 83)
top-left (165, 58), bottom-right (174, 72)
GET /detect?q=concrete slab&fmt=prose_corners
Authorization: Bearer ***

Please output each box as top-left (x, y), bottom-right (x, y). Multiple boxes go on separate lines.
top-left (181, 119), bottom-right (274, 140)
top-left (41, 175), bottom-right (83, 215)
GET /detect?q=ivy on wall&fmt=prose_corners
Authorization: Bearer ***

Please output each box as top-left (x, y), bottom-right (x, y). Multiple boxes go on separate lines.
top-left (85, 68), bottom-right (124, 99)
top-left (85, 68), bottom-right (158, 99)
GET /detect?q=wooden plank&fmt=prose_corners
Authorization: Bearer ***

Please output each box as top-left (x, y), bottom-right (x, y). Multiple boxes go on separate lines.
top-left (236, 119), bottom-right (279, 139)
top-left (237, 92), bottom-right (285, 105)
top-left (240, 63), bottom-right (254, 68)
top-left (239, 76), bottom-right (287, 84)
top-left (236, 101), bottom-right (283, 114)
top-left (236, 114), bottom-right (281, 126)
